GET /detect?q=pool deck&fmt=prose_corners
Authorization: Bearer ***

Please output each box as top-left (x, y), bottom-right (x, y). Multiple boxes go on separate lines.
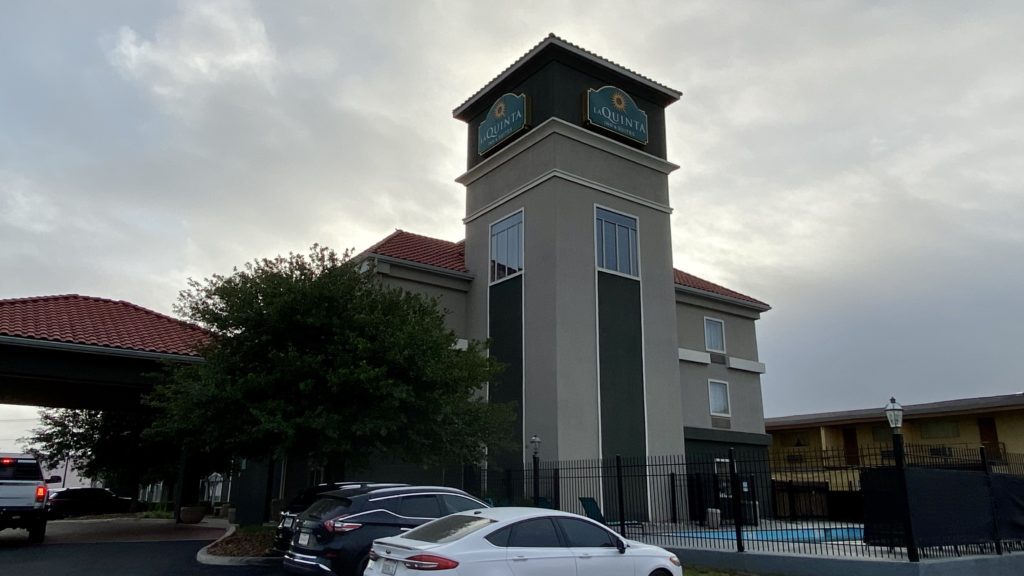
top-left (633, 519), bottom-right (1022, 576)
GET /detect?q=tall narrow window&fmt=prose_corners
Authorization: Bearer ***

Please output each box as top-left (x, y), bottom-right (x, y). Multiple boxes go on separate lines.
top-left (490, 211), bottom-right (523, 283)
top-left (595, 207), bottom-right (638, 277)
top-left (709, 380), bottom-right (731, 417)
top-left (704, 317), bottom-right (726, 353)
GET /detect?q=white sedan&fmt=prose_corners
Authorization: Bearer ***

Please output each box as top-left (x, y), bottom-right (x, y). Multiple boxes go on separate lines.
top-left (364, 506), bottom-right (682, 576)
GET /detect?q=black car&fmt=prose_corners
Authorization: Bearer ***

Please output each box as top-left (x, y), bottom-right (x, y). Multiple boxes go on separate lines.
top-left (47, 487), bottom-right (133, 519)
top-left (273, 482), bottom-right (408, 554)
top-left (283, 485), bottom-right (488, 576)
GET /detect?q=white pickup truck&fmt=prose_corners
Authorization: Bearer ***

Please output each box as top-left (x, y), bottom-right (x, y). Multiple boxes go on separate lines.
top-left (0, 453), bottom-right (61, 542)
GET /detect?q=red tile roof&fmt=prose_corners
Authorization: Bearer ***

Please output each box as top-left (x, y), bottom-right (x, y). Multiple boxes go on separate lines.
top-left (363, 230), bottom-right (468, 273)
top-left (364, 230), bottom-right (767, 308)
top-left (672, 269), bottom-right (769, 309)
top-left (0, 295), bottom-right (208, 357)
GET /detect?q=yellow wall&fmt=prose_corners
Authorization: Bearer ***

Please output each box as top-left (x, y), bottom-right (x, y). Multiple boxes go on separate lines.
top-left (769, 408), bottom-right (1024, 456)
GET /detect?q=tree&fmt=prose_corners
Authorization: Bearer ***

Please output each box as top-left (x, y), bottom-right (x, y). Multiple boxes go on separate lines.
top-left (24, 407), bottom-right (180, 494)
top-left (147, 245), bottom-right (513, 473)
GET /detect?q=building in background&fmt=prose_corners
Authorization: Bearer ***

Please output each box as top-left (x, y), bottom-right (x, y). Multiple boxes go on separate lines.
top-left (766, 393), bottom-right (1024, 465)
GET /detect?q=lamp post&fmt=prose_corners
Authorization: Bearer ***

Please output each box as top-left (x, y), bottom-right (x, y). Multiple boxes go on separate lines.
top-left (885, 397), bottom-right (918, 562)
top-left (529, 435), bottom-right (541, 507)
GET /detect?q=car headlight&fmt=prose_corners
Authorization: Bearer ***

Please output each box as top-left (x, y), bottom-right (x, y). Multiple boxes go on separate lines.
top-left (669, 555), bottom-right (682, 567)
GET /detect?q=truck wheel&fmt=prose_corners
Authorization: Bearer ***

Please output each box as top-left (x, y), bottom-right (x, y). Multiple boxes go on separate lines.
top-left (28, 521), bottom-right (46, 543)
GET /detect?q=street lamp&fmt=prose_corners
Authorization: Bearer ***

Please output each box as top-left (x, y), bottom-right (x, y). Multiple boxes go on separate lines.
top-left (529, 435), bottom-right (542, 507)
top-left (884, 397), bottom-right (904, 433)
top-left (529, 434), bottom-right (542, 457)
top-left (884, 396), bottom-right (918, 562)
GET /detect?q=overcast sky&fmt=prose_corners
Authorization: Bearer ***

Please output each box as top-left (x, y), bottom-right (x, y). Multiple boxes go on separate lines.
top-left (2, 1), bottom-right (1022, 451)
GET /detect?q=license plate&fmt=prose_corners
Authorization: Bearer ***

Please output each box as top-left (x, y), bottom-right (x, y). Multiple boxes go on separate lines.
top-left (298, 532), bottom-right (310, 546)
top-left (382, 559), bottom-right (398, 575)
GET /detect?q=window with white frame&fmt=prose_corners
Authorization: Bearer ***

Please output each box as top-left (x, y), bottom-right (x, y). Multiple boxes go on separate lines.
top-left (595, 207), bottom-right (638, 277)
top-left (490, 211), bottom-right (523, 283)
top-left (704, 317), bottom-right (726, 353)
top-left (709, 380), bottom-right (731, 417)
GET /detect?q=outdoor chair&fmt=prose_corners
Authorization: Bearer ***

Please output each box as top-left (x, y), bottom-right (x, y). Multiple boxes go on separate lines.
top-left (578, 496), bottom-right (646, 535)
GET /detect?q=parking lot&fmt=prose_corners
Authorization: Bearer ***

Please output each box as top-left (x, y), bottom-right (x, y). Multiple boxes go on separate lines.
top-left (0, 518), bottom-right (282, 576)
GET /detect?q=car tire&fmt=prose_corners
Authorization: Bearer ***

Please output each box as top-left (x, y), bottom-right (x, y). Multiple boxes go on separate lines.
top-left (28, 520), bottom-right (46, 543)
top-left (356, 555), bottom-right (370, 575)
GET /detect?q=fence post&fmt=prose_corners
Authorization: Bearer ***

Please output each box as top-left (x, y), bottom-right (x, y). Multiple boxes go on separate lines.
top-left (892, 433), bottom-right (919, 562)
top-left (670, 472), bottom-right (678, 524)
top-left (728, 448), bottom-right (745, 553)
top-left (615, 455), bottom-right (626, 536)
top-left (532, 454), bottom-right (541, 507)
top-left (553, 468), bottom-right (560, 510)
top-left (980, 446), bottom-right (1004, 555)
top-left (505, 468), bottom-right (514, 506)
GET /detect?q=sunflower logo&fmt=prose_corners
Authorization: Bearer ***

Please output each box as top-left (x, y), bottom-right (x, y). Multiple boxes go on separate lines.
top-left (612, 92), bottom-right (628, 111)
top-left (494, 100), bottom-right (507, 119)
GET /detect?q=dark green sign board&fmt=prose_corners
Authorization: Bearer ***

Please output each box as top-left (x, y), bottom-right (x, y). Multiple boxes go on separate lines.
top-left (478, 93), bottom-right (529, 155)
top-left (585, 86), bottom-right (648, 145)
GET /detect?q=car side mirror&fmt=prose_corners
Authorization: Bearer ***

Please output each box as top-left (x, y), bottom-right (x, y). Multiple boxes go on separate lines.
top-left (46, 475), bottom-right (62, 484)
top-left (616, 538), bottom-right (626, 554)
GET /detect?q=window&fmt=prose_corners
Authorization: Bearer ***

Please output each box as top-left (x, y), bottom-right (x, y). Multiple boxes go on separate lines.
top-left (595, 207), bottom-right (638, 277)
top-left (704, 317), bottom-right (725, 353)
top-left (872, 426), bottom-right (891, 443)
top-left (490, 211), bottom-right (523, 282)
top-left (441, 494), bottom-right (485, 514)
top-left (398, 495), bottom-right (442, 518)
top-left (402, 515), bottom-right (495, 544)
top-left (485, 526), bottom-right (511, 547)
top-left (555, 518), bottom-right (617, 548)
top-left (920, 421), bottom-right (960, 439)
top-left (508, 518), bottom-right (563, 548)
top-left (709, 380), bottom-right (730, 417)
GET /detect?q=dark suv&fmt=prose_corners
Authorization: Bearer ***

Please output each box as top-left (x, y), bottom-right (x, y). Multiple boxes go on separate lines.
top-left (283, 485), bottom-right (487, 575)
top-left (273, 482), bottom-right (408, 554)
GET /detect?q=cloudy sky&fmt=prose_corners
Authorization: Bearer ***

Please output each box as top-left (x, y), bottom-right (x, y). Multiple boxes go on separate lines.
top-left (2, 1), bottom-right (1022, 451)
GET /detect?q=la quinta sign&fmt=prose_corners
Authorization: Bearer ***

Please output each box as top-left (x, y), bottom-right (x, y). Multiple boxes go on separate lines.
top-left (478, 93), bottom-right (530, 155)
top-left (585, 86), bottom-right (648, 145)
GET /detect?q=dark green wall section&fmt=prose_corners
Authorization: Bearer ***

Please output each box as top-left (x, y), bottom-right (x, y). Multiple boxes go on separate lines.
top-left (488, 275), bottom-right (523, 467)
top-left (597, 272), bottom-right (646, 459)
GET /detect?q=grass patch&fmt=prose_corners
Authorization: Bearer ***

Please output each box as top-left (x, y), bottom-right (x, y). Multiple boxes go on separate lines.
top-left (206, 525), bottom-right (278, 557)
top-left (685, 567), bottom-right (759, 576)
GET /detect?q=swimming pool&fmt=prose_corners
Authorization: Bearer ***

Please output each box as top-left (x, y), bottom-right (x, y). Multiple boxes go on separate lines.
top-left (665, 527), bottom-right (864, 543)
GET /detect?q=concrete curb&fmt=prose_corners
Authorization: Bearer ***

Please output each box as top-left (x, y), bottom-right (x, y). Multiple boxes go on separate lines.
top-left (195, 524), bottom-right (283, 567)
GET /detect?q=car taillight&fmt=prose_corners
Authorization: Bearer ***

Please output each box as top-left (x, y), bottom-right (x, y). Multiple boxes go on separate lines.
top-left (35, 485), bottom-right (47, 503)
top-left (402, 554), bottom-right (459, 571)
top-left (1, 458), bottom-right (13, 465)
top-left (323, 515), bottom-right (362, 533)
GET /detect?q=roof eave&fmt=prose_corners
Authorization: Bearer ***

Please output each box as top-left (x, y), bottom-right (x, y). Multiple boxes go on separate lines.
top-left (0, 334), bottom-right (204, 363)
top-left (453, 34), bottom-right (682, 119)
top-left (365, 254), bottom-right (474, 281)
top-left (674, 284), bottom-right (771, 312)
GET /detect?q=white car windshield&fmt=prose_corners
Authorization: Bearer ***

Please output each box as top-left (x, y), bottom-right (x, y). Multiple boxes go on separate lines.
top-left (402, 514), bottom-right (495, 544)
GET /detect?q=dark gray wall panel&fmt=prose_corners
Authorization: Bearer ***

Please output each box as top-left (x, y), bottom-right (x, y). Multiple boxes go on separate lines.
top-left (489, 275), bottom-right (524, 466)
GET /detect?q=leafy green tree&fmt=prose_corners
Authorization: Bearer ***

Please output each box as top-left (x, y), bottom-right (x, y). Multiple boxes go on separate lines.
top-left (24, 407), bottom-right (179, 494)
top-left (147, 245), bottom-right (512, 473)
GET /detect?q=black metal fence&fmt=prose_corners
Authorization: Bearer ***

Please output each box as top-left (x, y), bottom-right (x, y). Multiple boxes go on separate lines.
top-left (462, 444), bottom-right (1024, 562)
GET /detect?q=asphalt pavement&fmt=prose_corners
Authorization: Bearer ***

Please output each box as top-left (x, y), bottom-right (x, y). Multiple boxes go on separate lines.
top-left (0, 518), bottom-right (286, 575)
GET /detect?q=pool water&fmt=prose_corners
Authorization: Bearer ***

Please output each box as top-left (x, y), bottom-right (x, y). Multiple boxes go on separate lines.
top-left (666, 527), bottom-right (864, 543)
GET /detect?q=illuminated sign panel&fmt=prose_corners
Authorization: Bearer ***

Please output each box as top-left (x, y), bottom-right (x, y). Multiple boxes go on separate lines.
top-left (585, 86), bottom-right (648, 145)
top-left (478, 93), bottom-right (530, 155)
